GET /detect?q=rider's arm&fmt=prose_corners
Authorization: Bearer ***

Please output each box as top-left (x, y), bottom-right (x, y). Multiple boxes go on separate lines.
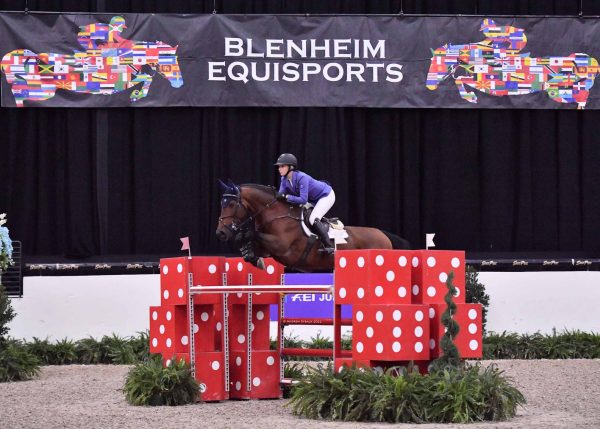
top-left (285, 174), bottom-right (309, 205)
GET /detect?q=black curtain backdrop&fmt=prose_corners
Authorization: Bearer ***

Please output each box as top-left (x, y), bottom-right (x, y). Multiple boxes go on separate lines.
top-left (1, 0), bottom-right (600, 262)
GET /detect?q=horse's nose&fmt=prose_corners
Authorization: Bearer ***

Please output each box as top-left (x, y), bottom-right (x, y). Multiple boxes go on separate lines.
top-left (216, 229), bottom-right (227, 241)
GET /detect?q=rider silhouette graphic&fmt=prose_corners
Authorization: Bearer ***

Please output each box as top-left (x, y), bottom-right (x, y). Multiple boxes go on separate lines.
top-left (77, 16), bottom-right (129, 51)
top-left (479, 18), bottom-right (528, 55)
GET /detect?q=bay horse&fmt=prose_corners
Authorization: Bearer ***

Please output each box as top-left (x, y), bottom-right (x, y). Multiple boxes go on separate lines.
top-left (215, 180), bottom-right (410, 272)
top-left (1, 40), bottom-right (183, 106)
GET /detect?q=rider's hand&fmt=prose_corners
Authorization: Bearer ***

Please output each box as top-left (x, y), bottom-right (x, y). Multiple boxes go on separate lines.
top-left (276, 192), bottom-right (287, 201)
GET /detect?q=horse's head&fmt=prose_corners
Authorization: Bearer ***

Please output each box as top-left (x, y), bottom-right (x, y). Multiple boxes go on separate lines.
top-left (151, 42), bottom-right (184, 88)
top-left (215, 179), bottom-right (247, 242)
top-left (426, 43), bottom-right (459, 90)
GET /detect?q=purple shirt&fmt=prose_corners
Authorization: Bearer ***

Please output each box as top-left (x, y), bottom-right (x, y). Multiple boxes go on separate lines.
top-left (278, 171), bottom-right (332, 205)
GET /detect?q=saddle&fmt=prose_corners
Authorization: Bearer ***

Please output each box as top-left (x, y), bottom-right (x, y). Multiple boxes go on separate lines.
top-left (301, 205), bottom-right (347, 245)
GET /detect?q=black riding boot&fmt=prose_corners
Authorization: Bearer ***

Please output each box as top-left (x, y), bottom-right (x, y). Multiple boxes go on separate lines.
top-left (313, 218), bottom-right (334, 254)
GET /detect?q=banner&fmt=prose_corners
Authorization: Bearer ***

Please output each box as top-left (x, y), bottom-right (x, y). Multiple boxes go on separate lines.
top-left (2, 13), bottom-right (600, 108)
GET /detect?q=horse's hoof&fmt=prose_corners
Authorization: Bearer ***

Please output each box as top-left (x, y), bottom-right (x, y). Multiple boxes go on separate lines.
top-left (256, 257), bottom-right (266, 270)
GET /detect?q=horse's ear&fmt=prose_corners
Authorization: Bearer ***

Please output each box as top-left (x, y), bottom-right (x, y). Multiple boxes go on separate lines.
top-left (217, 179), bottom-right (230, 193)
top-left (227, 179), bottom-right (240, 195)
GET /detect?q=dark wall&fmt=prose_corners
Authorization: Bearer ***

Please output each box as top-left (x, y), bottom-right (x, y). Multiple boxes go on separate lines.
top-left (1, 0), bottom-right (600, 261)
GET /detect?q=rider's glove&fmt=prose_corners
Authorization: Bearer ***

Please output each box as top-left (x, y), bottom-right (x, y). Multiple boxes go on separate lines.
top-left (276, 192), bottom-right (287, 201)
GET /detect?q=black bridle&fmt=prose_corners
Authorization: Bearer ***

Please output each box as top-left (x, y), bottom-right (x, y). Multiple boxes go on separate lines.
top-left (218, 191), bottom-right (281, 241)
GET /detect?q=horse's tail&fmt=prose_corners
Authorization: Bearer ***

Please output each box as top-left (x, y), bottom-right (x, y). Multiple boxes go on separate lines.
top-left (381, 230), bottom-right (411, 250)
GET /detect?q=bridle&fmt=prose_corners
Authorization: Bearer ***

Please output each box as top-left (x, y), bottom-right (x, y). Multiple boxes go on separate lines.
top-left (218, 190), bottom-right (283, 240)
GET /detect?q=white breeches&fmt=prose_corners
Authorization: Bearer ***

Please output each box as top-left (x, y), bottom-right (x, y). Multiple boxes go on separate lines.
top-left (309, 190), bottom-right (336, 225)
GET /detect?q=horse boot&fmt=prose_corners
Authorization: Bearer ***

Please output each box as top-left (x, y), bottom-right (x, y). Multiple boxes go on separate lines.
top-left (313, 218), bottom-right (334, 255)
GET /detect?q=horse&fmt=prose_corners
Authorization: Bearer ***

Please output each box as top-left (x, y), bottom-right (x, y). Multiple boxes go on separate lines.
top-left (215, 180), bottom-right (410, 272)
top-left (426, 42), bottom-right (599, 109)
top-left (1, 40), bottom-right (183, 106)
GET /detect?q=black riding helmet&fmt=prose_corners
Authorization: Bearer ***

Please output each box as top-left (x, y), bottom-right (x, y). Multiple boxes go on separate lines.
top-left (274, 153), bottom-right (297, 170)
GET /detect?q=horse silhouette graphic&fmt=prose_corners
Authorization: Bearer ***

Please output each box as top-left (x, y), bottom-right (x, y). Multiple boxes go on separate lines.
top-left (427, 18), bottom-right (599, 109)
top-left (1, 16), bottom-right (183, 107)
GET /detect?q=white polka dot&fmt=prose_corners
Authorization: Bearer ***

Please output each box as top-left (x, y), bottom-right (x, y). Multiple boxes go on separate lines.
top-left (468, 309), bottom-right (478, 320)
top-left (386, 271), bottom-right (395, 282)
top-left (366, 327), bottom-right (374, 338)
top-left (376, 311), bottom-right (384, 322)
top-left (375, 286), bottom-right (384, 297)
top-left (152, 338), bottom-right (158, 347)
top-left (237, 334), bottom-right (246, 344)
top-left (166, 359), bottom-right (172, 367)
top-left (339, 288), bottom-right (347, 299)
top-left (412, 256), bottom-right (419, 267)
top-left (375, 255), bottom-right (384, 266)
top-left (339, 257), bottom-right (347, 268)
top-left (181, 335), bottom-right (188, 345)
top-left (398, 256), bottom-right (407, 267)
top-left (250, 323), bottom-right (255, 332)
top-left (338, 366), bottom-right (344, 373)
top-left (439, 272), bottom-right (448, 283)
top-left (166, 311), bottom-right (172, 321)
top-left (237, 262), bottom-right (243, 271)
top-left (236, 356), bottom-right (242, 366)
top-left (211, 360), bottom-right (220, 370)
top-left (267, 265), bottom-right (275, 274)
top-left (199, 383), bottom-right (206, 393)
top-left (163, 290), bottom-right (169, 300)
top-left (356, 311), bottom-right (364, 322)
top-left (469, 323), bottom-right (478, 334)
top-left (397, 287), bottom-right (407, 298)
top-left (166, 338), bottom-right (172, 348)
top-left (393, 310), bottom-right (402, 321)
top-left (357, 288), bottom-right (365, 299)
top-left (266, 356), bottom-right (275, 366)
top-left (237, 293), bottom-right (243, 298)
top-left (162, 265), bottom-right (169, 275)
top-left (429, 339), bottom-right (436, 349)
top-left (427, 256), bottom-right (436, 267)
top-left (415, 311), bottom-right (424, 322)
top-left (208, 264), bottom-right (217, 274)
top-left (427, 286), bottom-right (437, 297)
top-left (178, 288), bottom-right (184, 298)
top-left (152, 311), bottom-right (158, 321)
top-left (225, 262), bottom-right (230, 271)
top-left (256, 311), bottom-right (265, 321)
top-left (412, 285), bottom-right (420, 295)
top-left (235, 381), bottom-right (241, 391)
top-left (393, 327), bottom-right (402, 338)
top-left (201, 312), bottom-right (209, 322)
top-left (469, 340), bottom-right (479, 351)
top-left (177, 263), bottom-right (183, 273)
top-left (429, 307), bottom-right (436, 319)
top-left (252, 377), bottom-right (261, 387)
top-left (357, 257), bottom-right (365, 267)
top-left (376, 343), bottom-right (384, 353)
top-left (216, 322), bottom-right (222, 332)
top-left (454, 288), bottom-right (461, 297)
top-left (193, 324), bottom-right (199, 334)
top-left (414, 326), bottom-right (424, 337)
top-left (451, 257), bottom-right (461, 268)
top-left (392, 342), bottom-right (401, 352)
top-left (159, 325), bottom-right (165, 334)
top-left (356, 342), bottom-right (364, 353)
top-left (415, 342), bottom-right (423, 353)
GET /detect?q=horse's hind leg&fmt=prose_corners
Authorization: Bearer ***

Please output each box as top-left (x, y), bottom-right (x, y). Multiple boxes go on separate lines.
top-left (129, 74), bottom-right (152, 101)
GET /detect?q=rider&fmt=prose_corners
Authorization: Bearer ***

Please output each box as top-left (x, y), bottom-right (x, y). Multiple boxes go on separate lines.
top-left (274, 153), bottom-right (335, 254)
top-left (77, 16), bottom-right (128, 51)
top-left (479, 18), bottom-right (527, 54)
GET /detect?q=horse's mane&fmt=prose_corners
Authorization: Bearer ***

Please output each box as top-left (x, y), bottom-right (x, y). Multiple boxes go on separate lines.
top-left (240, 183), bottom-right (276, 195)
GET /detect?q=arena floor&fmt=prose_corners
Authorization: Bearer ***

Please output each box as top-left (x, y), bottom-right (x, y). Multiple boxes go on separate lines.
top-left (1, 360), bottom-right (599, 428)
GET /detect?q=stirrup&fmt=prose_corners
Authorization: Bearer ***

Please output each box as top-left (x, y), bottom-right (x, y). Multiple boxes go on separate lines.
top-left (318, 246), bottom-right (334, 255)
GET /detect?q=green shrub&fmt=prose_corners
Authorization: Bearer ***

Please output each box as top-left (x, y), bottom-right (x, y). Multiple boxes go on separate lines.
top-left (0, 340), bottom-right (40, 382)
top-left (130, 331), bottom-right (150, 362)
top-left (282, 362), bottom-right (305, 398)
top-left (51, 338), bottom-right (78, 365)
top-left (75, 336), bottom-right (110, 364)
top-left (101, 333), bottom-right (137, 364)
top-left (0, 284), bottom-right (16, 345)
top-left (25, 337), bottom-right (55, 364)
top-left (288, 363), bottom-right (525, 423)
top-left (123, 355), bottom-right (199, 406)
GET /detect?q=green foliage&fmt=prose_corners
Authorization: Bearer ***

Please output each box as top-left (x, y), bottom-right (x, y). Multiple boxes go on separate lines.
top-left (308, 332), bottom-right (332, 349)
top-left (123, 355), bottom-right (199, 406)
top-left (288, 363), bottom-right (525, 423)
top-left (100, 333), bottom-right (137, 364)
top-left (0, 285), bottom-right (16, 345)
top-left (430, 271), bottom-right (462, 372)
top-left (52, 338), bottom-right (79, 365)
top-left (465, 266), bottom-right (490, 333)
top-left (282, 362), bottom-right (306, 398)
top-left (483, 329), bottom-right (600, 359)
top-left (0, 340), bottom-right (40, 382)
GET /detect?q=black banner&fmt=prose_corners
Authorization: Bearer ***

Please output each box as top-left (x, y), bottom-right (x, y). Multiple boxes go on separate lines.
top-left (2, 13), bottom-right (600, 109)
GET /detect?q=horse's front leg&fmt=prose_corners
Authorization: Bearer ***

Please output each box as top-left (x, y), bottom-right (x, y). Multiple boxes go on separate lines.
top-left (129, 73), bottom-right (153, 101)
top-left (455, 76), bottom-right (478, 103)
